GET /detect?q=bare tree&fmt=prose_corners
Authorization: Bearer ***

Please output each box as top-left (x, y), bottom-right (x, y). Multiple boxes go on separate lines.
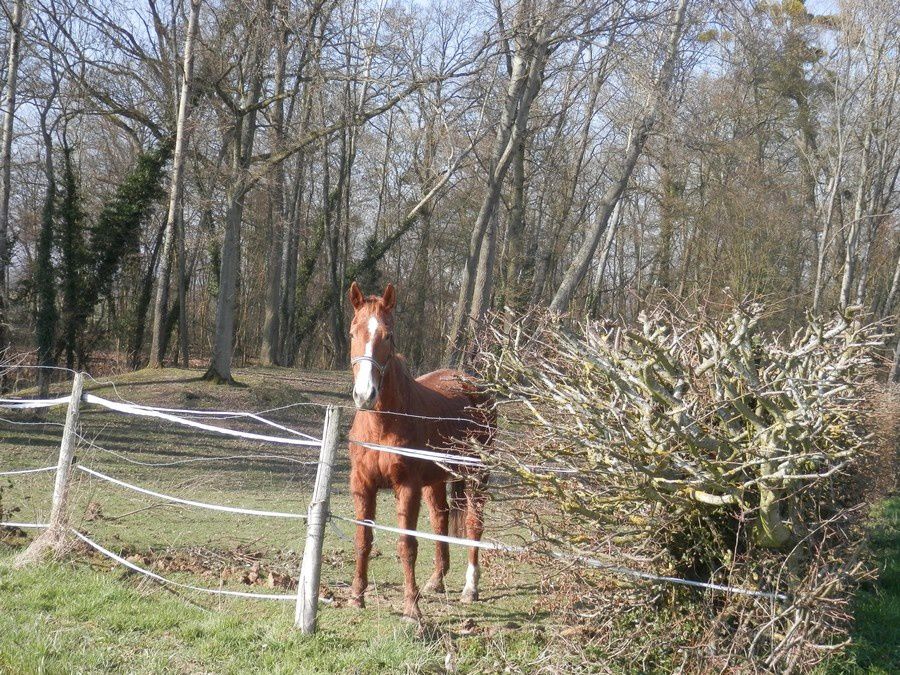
top-left (149, 0), bottom-right (201, 368)
top-left (203, 0), bottom-right (271, 383)
top-left (445, 0), bottom-right (554, 364)
top-left (549, 0), bottom-right (688, 313)
top-left (0, 0), bottom-right (26, 366)
top-left (258, 0), bottom-right (289, 367)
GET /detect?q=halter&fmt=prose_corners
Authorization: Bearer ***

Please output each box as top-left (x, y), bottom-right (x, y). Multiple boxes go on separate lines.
top-left (350, 354), bottom-right (390, 375)
top-left (350, 319), bottom-right (394, 377)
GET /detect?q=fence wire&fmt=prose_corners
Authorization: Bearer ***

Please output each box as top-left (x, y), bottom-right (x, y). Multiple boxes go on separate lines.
top-left (0, 372), bottom-right (791, 605)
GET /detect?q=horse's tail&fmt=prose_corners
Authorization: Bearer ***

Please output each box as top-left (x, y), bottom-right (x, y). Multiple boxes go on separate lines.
top-left (448, 479), bottom-right (467, 538)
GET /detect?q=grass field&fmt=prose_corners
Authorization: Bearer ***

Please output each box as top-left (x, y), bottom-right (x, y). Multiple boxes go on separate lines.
top-left (0, 367), bottom-right (897, 673)
top-left (828, 496), bottom-right (900, 674)
top-left (0, 367), bottom-right (563, 673)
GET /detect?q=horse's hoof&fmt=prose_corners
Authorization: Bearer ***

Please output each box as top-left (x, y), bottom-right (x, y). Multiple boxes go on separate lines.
top-left (402, 600), bottom-right (423, 623)
top-left (401, 607), bottom-right (423, 624)
top-left (349, 595), bottom-right (366, 609)
top-left (460, 589), bottom-right (479, 604)
top-left (422, 577), bottom-right (445, 594)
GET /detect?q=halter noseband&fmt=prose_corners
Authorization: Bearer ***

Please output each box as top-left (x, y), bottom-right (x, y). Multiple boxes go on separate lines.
top-left (350, 354), bottom-right (390, 375)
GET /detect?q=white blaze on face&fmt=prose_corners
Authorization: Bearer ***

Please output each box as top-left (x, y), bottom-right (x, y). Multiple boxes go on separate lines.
top-left (353, 315), bottom-right (381, 406)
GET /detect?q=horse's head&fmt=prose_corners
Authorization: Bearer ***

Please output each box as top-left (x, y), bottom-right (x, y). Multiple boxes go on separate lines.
top-left (348, 281), bottom-right (396, 410)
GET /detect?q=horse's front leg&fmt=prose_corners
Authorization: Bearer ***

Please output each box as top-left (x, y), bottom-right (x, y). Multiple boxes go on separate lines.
top-left (350, 474), bottom-right (376, 609)
top-left (422, 483), bottom-right (450, 594)
top-left (395, 482), bottom-right (423, 621)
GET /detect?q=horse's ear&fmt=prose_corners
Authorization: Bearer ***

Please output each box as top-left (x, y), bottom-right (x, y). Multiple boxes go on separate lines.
top-left (349, 282), bottom-right (365, 311)
top-left (382, 283), bottom-right (396, 311)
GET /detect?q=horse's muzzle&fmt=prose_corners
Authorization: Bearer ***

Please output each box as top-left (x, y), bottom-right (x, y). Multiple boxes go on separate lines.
top-left (353, 388), bottom-right (377, 410)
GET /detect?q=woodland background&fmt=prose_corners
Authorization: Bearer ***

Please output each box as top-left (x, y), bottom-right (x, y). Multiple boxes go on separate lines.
top-left (0, 0), bottom-right (898, 383)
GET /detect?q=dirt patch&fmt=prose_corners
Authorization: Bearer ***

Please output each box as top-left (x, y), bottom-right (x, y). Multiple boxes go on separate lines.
top-left (108, 544), bottom-right (301, 591)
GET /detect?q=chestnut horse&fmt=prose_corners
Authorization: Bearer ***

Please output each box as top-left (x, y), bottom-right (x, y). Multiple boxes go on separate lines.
top-left (347, 282), bottom-right (492, 621)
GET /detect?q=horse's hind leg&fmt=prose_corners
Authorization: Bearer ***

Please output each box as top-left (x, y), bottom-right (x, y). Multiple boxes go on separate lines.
top-left (350, 475), bottom-right (376, 609)
top-left (461, 480), bottom-right (487, 603)
top-left (422, 483), bottom-right (450, 594)
top-left (395, 483), bottom-right (423, 621)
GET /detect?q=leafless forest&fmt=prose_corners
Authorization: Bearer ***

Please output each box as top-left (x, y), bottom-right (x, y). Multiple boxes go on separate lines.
top-left (0, 0), bottom-right (898, 381)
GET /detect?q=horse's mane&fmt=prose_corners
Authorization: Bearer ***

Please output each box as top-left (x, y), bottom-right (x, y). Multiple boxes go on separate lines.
top-left (392, 352), bottom-right (414, 380)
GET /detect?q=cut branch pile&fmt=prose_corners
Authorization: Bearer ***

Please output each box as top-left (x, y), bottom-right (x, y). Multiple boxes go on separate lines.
top-left (477, 301), bottom-right (893, 672)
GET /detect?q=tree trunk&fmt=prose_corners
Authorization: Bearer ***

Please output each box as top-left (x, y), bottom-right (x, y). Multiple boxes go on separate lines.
top-left (0, 0), bottom-right (26, 370)
top-left (149, 0), bottom-right (201, 368)
top-left (204, 14), bottom-right (266, 384)
top-left (446, 25), bottom-right (549, 365)
top-left (590, 200), bottom-right (624, 314)
top-left (405, 208), bottom-right (433, 369)
top-left (502, 136), bottom-right (528, 311)
top-left (206, 183), bottom-right (245, 383)
top-left (162, 250), bottom-right (197, 363)
top-left (812, 169), bottom-right (841, 313)
top-left (279, 160), bottom-right (304, 363)
top-left (550, 0), bottom-right (688, 314)
top-left (35, 108), bottom-right (57, 396)
top-left (840, 160), bottom-right (869, 311)
top-left (890, 317), bottom-right (900, 384)
top-left (278, 111), bottom-right (315, 365)
top-left (176, 194), bottom-right (189, 365)
top-left (128, 220), bottom-right (167, 369)
top-left (325, 132), bottom-right (349, 366)
top-left (471, 213), bottom-right (499, 323)
top-left (655, 142), bottom-right (680, 294)
top-left (883, 242), bottom-right (900, 320)
top-left (259, 16), bottom-right (289, 366)
top-left (840, 68), bottom-right (878, 311)
top-left (58, 141), bottom-right (83, 372)
top-left (205, 110), bottom-right (261, 383)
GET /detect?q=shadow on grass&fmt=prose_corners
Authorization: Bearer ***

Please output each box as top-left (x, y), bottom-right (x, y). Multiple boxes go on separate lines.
top-left (86, 375), bottom-right (213, 390)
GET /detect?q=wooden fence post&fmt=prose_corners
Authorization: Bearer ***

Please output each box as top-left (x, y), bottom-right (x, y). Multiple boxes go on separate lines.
top-left (15, 372), bottom-right (84, 566)
top-left (296, 404), bottom-right (341, 633)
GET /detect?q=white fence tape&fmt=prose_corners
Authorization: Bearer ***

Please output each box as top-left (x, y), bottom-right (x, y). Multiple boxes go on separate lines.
top-left (0, 372), bottom-right (788, 603)
top-left (351, 439), bottom-right (578, 475)
top-left (551, 552), bottom-right (787, 600)
top-left (76, 432), bottom-right (318, 469)
top-left (351, 405), bottom-right (496, 429)
top-left (71, 529), bottom-right (299, 601)
top-left (0, 521), bottom-right (49, 529)
top-left (0, 396), bottom-right (70, 409)
top-left (0, 466), bottom-right (57, 476)
top-left (332, 515), bottom-right (788, 601)
top-left (83, 394), bottom-right (322, 448)
top-left (349, 438), bottom-right (485, 467)
top-left (332, 515), bottom-right (517, 552)
top-left (111, 401), bottom-right (319, 441)
top-left (77, 466), bottom-right (307, 520)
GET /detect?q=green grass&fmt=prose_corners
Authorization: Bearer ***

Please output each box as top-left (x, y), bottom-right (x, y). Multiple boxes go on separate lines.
top-left (1, 367), bottom-right (896, 673)
top-left (828, 496), bottom-right (900, 674)
top-left (0, 558), bottom-right (444, 674)
top-left (0, 367), bottom-right (558, 673)
top-left (0, 549), bottom-right (551, 674)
